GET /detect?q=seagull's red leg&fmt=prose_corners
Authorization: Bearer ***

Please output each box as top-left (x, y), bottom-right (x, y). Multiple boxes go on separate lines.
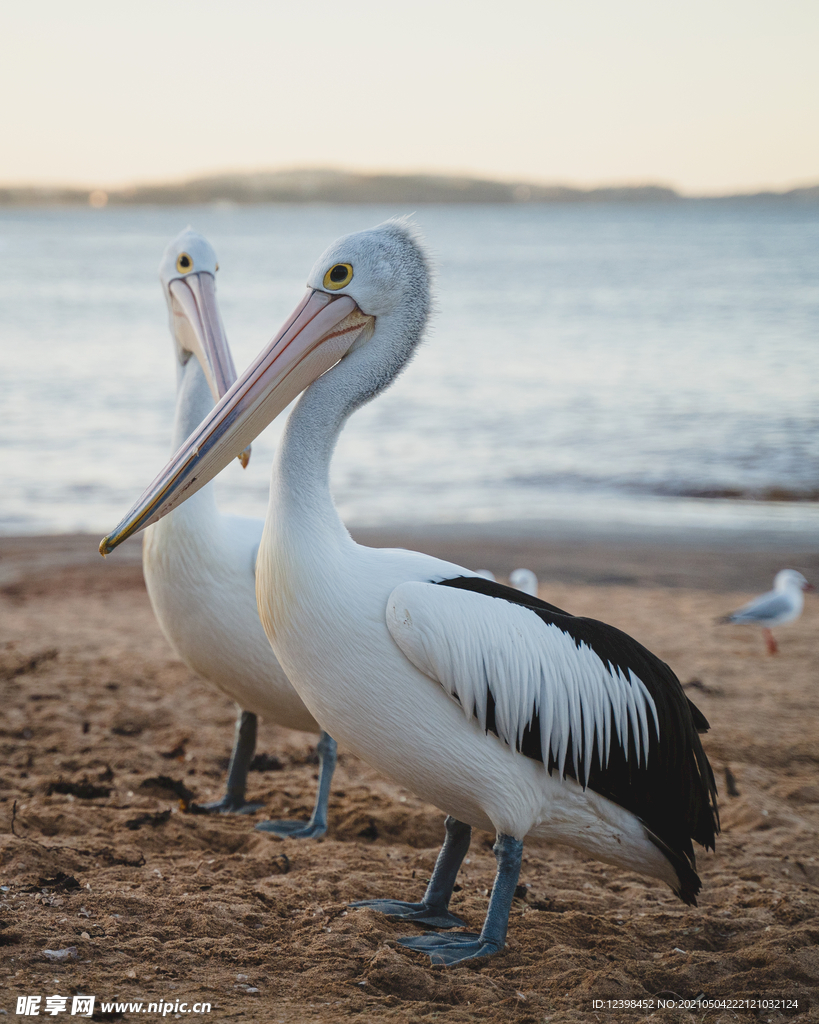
top-left (764, 628), bottom-right (778, 655)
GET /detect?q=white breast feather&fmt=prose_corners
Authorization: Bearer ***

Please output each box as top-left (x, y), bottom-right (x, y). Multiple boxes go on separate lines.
top-left (386, 582), bottom-right (659, 784)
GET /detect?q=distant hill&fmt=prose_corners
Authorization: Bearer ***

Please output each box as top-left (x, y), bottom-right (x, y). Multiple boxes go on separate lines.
top-left (1, 169), bottom-right (817, 207)
top-left (735, 183), bottom-right (819, 202)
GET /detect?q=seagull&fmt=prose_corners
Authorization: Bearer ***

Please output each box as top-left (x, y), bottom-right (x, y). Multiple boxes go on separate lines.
top-left (101, 220), bottom-right (719, 965)
top-left (718, 569), bottom-right (813, 654)
top-left (510, 568), bottom-right (539, 597)
top-left (141, 227), bottom-right (337, 836)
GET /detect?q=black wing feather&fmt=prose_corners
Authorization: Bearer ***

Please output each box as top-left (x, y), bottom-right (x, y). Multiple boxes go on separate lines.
top-left (437, 575), bottom-right (719, 900)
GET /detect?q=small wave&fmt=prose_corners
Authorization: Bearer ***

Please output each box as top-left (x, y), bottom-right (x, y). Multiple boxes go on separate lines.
top-left (509, 473), bottom-right (819, 504)
top-left (668, 485), bottom-right (819, 503)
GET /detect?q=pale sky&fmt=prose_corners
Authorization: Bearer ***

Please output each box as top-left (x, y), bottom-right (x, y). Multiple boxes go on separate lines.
top-left (2, 0), bottom-right (817, 194)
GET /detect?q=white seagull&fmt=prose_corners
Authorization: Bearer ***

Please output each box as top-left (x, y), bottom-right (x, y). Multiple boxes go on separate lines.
top-left (510, 568), bottom-right (539, 597)
top-left (718, 569), bottom-right (812, 655)
top-left (102, 220), bottom-right (719, 965)
top-left (140, 227), bottom-right (337, 836)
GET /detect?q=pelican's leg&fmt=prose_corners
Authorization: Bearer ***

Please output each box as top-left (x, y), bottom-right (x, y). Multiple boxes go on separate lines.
top-left (350, 815), bottom-right (471, 928)
top-left (256, 731), bottom-right (337, 839)
top-left (399, 832), bottom-right (523, 964)
top-left (196, 709), bottom-right (264, 814)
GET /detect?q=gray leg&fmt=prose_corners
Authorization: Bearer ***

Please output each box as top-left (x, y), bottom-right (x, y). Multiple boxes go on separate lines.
top-left (400, 832), bottom-right (523, 964)
top-left (350, 816), bottom-right (471, 928)
top-left (196, 709), bottom-right (264, 814)
top-left (256, 731), bottom-right (337, 839)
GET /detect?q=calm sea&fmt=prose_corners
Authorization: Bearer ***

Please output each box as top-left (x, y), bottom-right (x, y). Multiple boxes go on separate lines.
top-left (1, 203), bottom-right (818, 541)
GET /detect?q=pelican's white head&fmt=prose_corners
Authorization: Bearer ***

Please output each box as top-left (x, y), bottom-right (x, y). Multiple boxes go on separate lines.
top-left (774, 569), bottom-right (812, 592)
top-left (300, 219), bottom-right (433, 413)
top-left (159, 226), bottom-right (219, 291)
top-left (101, 220), bottom-right (432, 553)
top-left (307, 219), bottom-right (432, 319)
top-left (156, 228), bottom-right (249, 468)
top-left (158, 228), bottom-right (236, 394)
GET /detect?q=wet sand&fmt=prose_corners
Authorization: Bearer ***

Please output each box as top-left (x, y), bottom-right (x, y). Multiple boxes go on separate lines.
top-left (1, 529), bottom-right (817, 1023)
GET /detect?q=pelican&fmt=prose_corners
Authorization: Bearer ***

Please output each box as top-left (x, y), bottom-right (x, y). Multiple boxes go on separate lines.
top-left (102, 220), bottom-right (719, 964)
top-left (717, 569), bottom-right (812, 654)
top-left (141, 227), bottom-right (337, 836)
top-left (510, 568), bottom-right (539, 597)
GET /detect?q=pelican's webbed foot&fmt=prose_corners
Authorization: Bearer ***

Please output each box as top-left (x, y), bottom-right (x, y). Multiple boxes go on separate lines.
top-left (398, 931), bottom-right (500, 964)
top-left (398, 832), bottom-right (523, 966)
top-left (195, 794), bottom-right (264, 815)
top-left (255, 731), bottom-right (337, 841)
top-left (350, 815), bottom-right (472, 929)
top-left (256, 817), bottom-right (327, 839)
top-left (349, 899), bottom-right (466, 929)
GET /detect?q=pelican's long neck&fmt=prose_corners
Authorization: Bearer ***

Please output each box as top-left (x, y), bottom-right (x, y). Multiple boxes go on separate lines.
top-left (269, 358), bottom-right (364, 551)
top-left (173, 354), bottom-right (215, 452)
top-left (270, 305), bottom-right (420, 551)
top-left (163, 355), bottom-right (218, 528)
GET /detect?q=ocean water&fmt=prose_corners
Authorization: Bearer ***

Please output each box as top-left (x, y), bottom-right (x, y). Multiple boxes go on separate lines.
top-left (1, 202), bottom-right (818, 541)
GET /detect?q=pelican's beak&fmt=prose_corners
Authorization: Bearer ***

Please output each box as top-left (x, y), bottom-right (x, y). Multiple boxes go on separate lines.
top-left (100, 289), bottom-right (371, 555)
top-left (169, 272), bottom-right (252, 468)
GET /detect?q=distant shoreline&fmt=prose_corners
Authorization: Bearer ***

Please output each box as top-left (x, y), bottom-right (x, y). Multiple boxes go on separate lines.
top-left (2, 522), bottom-right (816, 595)
top-left (1, 168), bottom-right (818, 208)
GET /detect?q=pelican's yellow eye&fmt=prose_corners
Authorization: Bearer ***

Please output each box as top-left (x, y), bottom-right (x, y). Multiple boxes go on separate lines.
top-left (215, 263), bottom-right (219, 272)
top-left (176, 252), bottom-right (193, 273)
top-left (323, 263), bottom-right (353, 290)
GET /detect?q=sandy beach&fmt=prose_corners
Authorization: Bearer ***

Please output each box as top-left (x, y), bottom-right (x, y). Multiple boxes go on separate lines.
top-left (1, 527), bottom-right (817, 1023)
